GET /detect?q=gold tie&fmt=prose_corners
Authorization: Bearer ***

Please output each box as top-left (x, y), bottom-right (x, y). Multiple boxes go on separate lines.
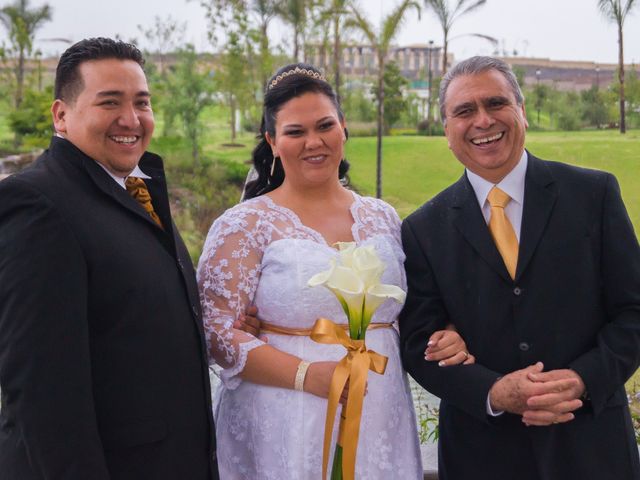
top-left (487, 186), bottom-right (518, 279)
top-left (125, 177), bottom-right (164, 229)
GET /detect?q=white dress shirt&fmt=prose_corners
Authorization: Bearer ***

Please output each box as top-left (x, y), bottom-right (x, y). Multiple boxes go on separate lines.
top-left (55, 132), bottom-right (151, 188)
top-left (97, 163), bottom-right (151, 189)
top-left (465, 150), bottom-right (528, 416)
top-left (465, 150), bottom-right (528, 241)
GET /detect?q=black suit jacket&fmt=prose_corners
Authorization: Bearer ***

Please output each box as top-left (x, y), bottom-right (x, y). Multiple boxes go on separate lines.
top-left (400, 153), bottom-right (640, 480)
top-left (0, 137), bottom-right (218, 479)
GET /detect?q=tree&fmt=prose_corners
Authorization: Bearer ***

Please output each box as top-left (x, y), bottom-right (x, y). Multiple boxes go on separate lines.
top-left (164, 45), bottom-right (215, 164)
top-left (316, 0), bottom-right (352, 103)
top-left (625, 68), bottom-right (640, 128)
top-left (247, 0), bottom-right (278, 89)
top-left (0, 0), bottom-right (51, 110)
top-left (197, 0), bottom-right (261, 140)
top-left (347, 0), bottom-right (420, 198)
top-left (138, 15), bottom-right (186, 75)
top-left (530, 82), bottom-right (550, 127)
top-left (581, 85), bottom-right (611, 128)
top-left (423, 0), bottom-right (488, 74)
top-left (216, 30), bottom-right (255, 142)
top-left (7, 84), bottom-right (52, 143)
top-left (138, 15), bottom-right (186, 137)
top-left (597, 0), bottom-right (638, 134)
top-left (198, 0), bottom-right (278, 89)
top-left (276, 0), bottom-right (311, 62)
top-left (373, 61), bottom-right (408, 133)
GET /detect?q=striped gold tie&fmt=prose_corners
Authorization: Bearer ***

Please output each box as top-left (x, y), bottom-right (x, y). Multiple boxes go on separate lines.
top-left (125, 177), bottom-right (164, 229)
top-left (487, 186), bottom-right (518, 279)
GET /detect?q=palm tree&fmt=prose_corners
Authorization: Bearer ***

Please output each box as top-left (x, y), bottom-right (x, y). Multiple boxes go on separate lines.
top-left (423, 0), bottom-right (487, 75)
top-left (276, 0), bottom-right (311, 61)
top-left (348, 0), bottom-right (421, 198)
top-left (246, 0), bottom-right (279, 89)
top-left (597, 0), bottom-right (638, 134)
top-left (0, 0), bottom-right (52, 110)
top-left (316, 0), bottom-right (351, 102)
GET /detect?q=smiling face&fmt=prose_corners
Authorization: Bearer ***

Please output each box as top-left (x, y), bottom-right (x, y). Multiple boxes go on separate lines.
top-left (51, 58), bottom-right (154, 177)
top-left (266, 91), bottom-right (346, 189)
top-left (443, 69), bottom-right (528, 183)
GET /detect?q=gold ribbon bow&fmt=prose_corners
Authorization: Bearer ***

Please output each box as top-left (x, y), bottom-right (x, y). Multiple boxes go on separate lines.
top-left (310, 318), bottom-right (388, 480)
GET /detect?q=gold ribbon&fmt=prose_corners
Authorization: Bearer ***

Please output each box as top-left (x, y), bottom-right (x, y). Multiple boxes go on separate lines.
top-left (310, 318), bottom-right (388, 480)
top-left (261, 321), bottom-right (393, 337)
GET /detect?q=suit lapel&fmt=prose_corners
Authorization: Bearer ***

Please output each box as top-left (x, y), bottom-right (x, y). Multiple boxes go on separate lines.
top-left (451, 174), bottom-right (513, 283)
top-left (81, 155), bottom-right (162, 231)
top-left (516, 154), bottom-right (557, 279)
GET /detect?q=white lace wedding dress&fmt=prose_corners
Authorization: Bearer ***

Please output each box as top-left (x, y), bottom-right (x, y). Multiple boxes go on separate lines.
top-left (197, 192), bottom-right (423, 480)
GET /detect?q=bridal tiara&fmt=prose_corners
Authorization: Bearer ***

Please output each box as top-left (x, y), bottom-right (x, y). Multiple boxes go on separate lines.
top-left (268, 66), bottom-right (326, 90)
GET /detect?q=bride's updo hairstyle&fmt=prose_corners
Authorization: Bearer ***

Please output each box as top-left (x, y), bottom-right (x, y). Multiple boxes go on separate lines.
top-left (243, 63), bottom-right (350, 200)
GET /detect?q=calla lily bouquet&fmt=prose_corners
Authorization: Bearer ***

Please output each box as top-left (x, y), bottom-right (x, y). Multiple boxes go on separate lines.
top-left (308, 242), bottom-right (406, 341)
top-left (307, 242), bottom-right (406, 480)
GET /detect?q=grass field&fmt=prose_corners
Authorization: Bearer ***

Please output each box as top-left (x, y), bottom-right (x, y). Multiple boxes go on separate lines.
top-left (344, 130), bottom-right (640, 223)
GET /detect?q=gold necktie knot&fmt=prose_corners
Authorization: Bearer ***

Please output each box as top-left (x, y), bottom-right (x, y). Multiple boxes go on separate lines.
top-left (488, 186), bottom-right (511, 208)
top-left (125, 177), bottom-right (164, 229)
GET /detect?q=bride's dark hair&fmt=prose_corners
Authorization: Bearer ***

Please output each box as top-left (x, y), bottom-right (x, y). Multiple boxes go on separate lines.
top-left (243, 63), bottom-right (350, 200)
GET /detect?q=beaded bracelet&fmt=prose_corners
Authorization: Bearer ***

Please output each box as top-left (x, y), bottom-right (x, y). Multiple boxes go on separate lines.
top-left (294, 360), bottom-right (311, 392)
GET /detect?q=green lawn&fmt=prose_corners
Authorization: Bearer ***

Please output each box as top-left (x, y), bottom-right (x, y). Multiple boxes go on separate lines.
top-left (345, 130), bottom-right (640, 224)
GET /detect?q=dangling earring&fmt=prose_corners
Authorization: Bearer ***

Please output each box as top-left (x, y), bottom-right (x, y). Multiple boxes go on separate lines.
top-left (270, 156), bottom-right (279, 177)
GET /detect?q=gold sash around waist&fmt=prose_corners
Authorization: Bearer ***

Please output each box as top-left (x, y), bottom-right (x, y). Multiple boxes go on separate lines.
top-left (260, 321), bottom-right (393, 336)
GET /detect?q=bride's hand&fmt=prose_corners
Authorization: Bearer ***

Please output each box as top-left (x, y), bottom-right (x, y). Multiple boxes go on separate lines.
top-left (424, 327), bottom-right (475, 366)
top-left (304, 361), bottom-right (364, 405)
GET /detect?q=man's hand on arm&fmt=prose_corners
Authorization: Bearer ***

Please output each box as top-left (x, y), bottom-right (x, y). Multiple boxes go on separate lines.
top-left (234, 305), bottom-right (266, 341)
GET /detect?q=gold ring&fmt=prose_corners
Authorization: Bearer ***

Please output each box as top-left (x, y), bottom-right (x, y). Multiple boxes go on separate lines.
top-left (462, 351), bottom-right (469, 360)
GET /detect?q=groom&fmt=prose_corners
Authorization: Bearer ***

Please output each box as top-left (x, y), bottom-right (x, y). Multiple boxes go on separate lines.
top-left (400, 56), bottom-right (640, 479)
top-left (0, 38), bottom-right (219, 479)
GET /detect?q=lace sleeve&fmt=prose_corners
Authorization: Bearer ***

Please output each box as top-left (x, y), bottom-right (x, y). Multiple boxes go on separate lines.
top-left (197, 203), bottom-right (268, 388)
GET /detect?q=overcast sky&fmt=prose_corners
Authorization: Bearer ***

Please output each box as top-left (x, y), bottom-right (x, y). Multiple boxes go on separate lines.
top-left (4, 0), bottom-right (640, 66)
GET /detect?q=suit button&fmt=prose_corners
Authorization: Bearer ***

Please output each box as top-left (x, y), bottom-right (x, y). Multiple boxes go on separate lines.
top-left (513, 287), bottom-right (522, 295)
top-left (519, 342), bottom-right (530, 351)
top-left (192, 305), bottom-right (199, 316)
top-left (177, 258), bottom-right (183, 269)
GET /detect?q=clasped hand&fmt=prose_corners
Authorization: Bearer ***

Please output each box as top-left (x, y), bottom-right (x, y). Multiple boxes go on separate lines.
top-left (489, 362), bottom-right (586, 426)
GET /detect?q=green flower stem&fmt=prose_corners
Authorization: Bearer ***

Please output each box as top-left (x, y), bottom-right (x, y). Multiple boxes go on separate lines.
top-left (330, 444), bottom-right (343, 480)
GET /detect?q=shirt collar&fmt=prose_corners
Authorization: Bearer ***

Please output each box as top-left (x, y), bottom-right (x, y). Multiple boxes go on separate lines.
top-left (55, 132), bottom-right (151, 189)
top-left (466, 150), bottom-right (528, 208)
top-left (96, 163), bottom-right (151, 189)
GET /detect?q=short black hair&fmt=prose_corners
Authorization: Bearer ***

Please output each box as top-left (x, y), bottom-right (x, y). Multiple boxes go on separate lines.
top-left (54, 37), bottom-right (145, 102)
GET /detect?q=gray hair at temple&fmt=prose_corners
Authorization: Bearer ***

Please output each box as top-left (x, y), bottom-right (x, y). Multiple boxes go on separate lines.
top-left (439, 56), bottom-right (524, 124)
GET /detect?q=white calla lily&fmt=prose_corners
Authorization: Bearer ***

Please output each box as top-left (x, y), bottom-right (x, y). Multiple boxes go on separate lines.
top-left (352, 245), bottom-right (385, 288)
top-left (335, 242), bottom-right (357, 268)
top-left (326, 266), bottom-right (365, 338)
top-left (363, 283), bottom-right (406, 330)
top-left (308, 242), bottom-right (406, 340)
top-left (307, 258), bottom-right (336, 288)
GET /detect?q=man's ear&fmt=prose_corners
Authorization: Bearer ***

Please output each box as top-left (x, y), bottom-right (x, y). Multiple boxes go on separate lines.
top-left (444, 121), bottom-right (452, 149)
top-left (521, 103), bottom-right (529, 129)
top-left (51, 99), bottom-right (68, 134)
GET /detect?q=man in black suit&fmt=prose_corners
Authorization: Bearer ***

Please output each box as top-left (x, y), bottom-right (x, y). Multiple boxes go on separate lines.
top-left (400, 56), bottom-right (640, 479)
top-left (0, 38), bottom-right (217, 479)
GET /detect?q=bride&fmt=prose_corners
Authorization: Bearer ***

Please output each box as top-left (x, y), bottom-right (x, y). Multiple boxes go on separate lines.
top-left (197, 63), bottom-right (472, 479)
